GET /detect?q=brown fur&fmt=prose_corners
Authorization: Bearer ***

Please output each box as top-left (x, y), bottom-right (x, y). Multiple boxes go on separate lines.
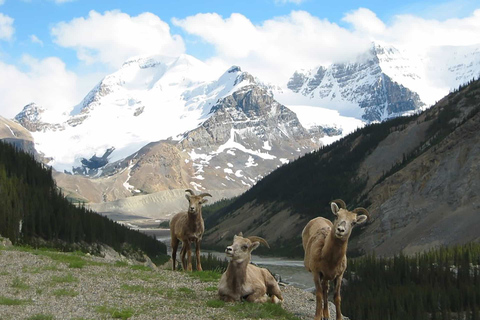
top-left (170, 189), bottom-right (211, 271)
top-left (302, 200), bottom-right (369, 320)
top-left (218, 233), bottom-right (283, 303)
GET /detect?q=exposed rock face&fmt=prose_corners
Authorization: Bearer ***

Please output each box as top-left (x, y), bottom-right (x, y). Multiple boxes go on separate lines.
top-left (288, 44), bottom-right (425, 122)
top-left (14, 103), bottom-right (63, 132)
top-left (95, 82), bottom-right (326, 203)
top-left (202, 80), bottom-right (480, 257)
top-left (0, 116), bottom-right (39, 157)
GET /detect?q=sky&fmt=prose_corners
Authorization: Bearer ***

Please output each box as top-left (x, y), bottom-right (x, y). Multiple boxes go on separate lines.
top-left (0, 0), bottom-right (479, 118)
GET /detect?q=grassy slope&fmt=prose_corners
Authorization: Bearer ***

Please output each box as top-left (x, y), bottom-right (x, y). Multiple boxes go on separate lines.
top-left (0, 245), bottom-right (303, 320)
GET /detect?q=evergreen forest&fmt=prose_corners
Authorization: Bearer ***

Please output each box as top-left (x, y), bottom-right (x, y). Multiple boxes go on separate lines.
top-left (343, 243), bottom-right (480, 320)
top-left (0, 140), bottom-right (167, 259)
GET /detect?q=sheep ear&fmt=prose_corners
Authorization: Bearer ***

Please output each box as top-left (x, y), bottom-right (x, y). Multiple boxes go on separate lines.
top-left (185, 194), bottom-right (191, 201)
top-left (331, 202), bottom-right (339, 215)
top-left (201, 198), bottom-right (209, 204)
top-left (238, 232), bottom-right (243, 237)
top-left (356, 215), bottom-right (368, 225)
top-left (250, 242), bottom-right (260, 251)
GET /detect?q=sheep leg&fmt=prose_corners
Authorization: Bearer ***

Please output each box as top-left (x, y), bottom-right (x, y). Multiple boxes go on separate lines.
top-left (321, 279), bottom-right (330, 320)
top-left (180, 243), bottom-right (188, 271)
top-left (266, 274), bottom-right (283, 303)
top-left (334, 275), bottom-right (343, 320)
top-left (313, 272), bottom-right (324, 320)
top-left (185, 241), bottom-right (193, 272)
top-left (195, 239), bottom-right (203, 271)
top-left (171, 237), bottom-right (179, 271)
top-left (245, 292), bottom-right (268, 303)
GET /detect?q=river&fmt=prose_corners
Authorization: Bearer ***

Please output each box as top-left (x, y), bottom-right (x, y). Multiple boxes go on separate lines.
top-left (143, 228), bottom-right (314, 290)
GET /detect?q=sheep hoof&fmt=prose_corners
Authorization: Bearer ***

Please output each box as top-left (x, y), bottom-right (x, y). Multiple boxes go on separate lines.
top-left (272, 296), bottom-right (282, 304)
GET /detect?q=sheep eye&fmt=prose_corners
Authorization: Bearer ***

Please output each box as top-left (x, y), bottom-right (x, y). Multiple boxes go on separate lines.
top-left (351, 221), bottom-right (357, 226)
top-left (242, 245), bottom-right (248, 250)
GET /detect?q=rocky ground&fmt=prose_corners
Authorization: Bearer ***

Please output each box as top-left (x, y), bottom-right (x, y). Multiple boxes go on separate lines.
top-left (0, 244), bottom-right (344, 320)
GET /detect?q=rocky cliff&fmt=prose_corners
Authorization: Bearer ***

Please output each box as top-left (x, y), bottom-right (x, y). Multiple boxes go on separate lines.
top-left (202, 79), bottom-right (480, 257)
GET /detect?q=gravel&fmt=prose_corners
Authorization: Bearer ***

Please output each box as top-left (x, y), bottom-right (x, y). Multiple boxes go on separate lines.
top-left (0, 247), bottom-right (345, 319)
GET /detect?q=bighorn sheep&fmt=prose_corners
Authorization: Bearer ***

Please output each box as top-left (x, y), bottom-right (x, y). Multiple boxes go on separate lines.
top-left (218, 232), bottom-right (283, 303)
top-left (170, 189), bottom-right (211, 271)
top-left (302, 199), bottom-right (369, 320)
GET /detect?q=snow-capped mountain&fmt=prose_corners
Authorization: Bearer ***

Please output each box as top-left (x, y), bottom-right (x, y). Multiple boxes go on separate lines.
top-left (17, 55), bottom-right (271, 173)
top-left (282, 44), bottom-right (426, 122)
top-left (281, 43), bottom-right (480, 123)
top-left (13, 54), bottom-right (357, 211)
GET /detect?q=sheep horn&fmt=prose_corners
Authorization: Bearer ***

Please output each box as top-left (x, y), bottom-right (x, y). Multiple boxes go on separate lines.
top-left (199, 193), bottom-right (212, 198)
top-left (331, 199), bottom-right (347, 209)
top-left (247, 236), bottom-right (270, 249)
top-left (353, 207), bottom-right (370, 221)
top-left (185, 189), bottom-right (195, 195)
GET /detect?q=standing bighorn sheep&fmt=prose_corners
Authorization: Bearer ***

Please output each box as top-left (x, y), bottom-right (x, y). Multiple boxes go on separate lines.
top-left (170, 189), bottom-right (211, 271)
top-left (218, 232), bottom-right (283, 303)
top-left (302, 199), bottom-right (369, 320)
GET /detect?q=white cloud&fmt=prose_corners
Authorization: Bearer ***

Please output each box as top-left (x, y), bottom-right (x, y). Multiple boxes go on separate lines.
top-left (0, 56), bottom-right (99, 119)
top-left (379, 9), bottom-right (480, 50)
top-left (0, 13), bottom-right (14, 41)
top-left (342, 7), bottom-right (386, 35)
top-left (54, 0), bottom-right (75, 3)
top-left (51, 10), bottom-right (185, 69)
top-left (0, 0), bottom-right (5, 6)
top-left (173, 11), bottom-right (371, 84)
top-left (174, 8), bottom-right (480, 84)
top-left (30, 34), bottom-right (43, 46)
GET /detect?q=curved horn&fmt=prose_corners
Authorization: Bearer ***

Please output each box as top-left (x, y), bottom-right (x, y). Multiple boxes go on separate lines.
top-left (331, 199), bottom-right (347, 209)
top-left (353, 207), bottom-right (370, 221)
top-left (185, 189), bottom-right (195, 195)
top-left (199, 193), bottom-right (212, 198)
top-left (247, 236), bottom-right (270, 249)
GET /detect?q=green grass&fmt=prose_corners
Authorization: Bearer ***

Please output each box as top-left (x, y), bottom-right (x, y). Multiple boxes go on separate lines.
top-left (187, 270), bottom-right (222, 282)
top-left (120, 284), bottom-right (146, 293)
top-left (129, 265), bottom-right (151, 272)
top-left (229, 302), bottom-right (302, 320)
top-left (52, 288), bottom-right (78, 297)
top-left (0, 296), bottom-right (31, 305)
top-left (25, 314), bottom-right (54, 320)
top-left (49, 273), bottom-right (78, 284)
top-left (11, 276), bottom-right (30, 290)
top-left (114, 260), bottom-right (129, 267)
top-left (177, 287), bottom-right (195, 295)
top-left (206, 299), bottom-right (225, 308)
top-left (205, 286), bottom-right (218, 292)
top-left (95, 305), bottom-right (136, 319)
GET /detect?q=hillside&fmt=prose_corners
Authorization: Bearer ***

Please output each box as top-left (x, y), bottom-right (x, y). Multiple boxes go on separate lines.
top-left (202, 79), bottom-right (480, 257)
top-left (0, 140), bottom-right (167, 260)
top-left (0, 245), bottom-right (327, 320)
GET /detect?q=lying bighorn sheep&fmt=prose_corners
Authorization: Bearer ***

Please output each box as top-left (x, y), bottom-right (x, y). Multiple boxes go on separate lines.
top-left (170, 189), bottom-right (211, 271)
top-left (218, 232), bottom-right (283, 303)
top-left (302, 199), bottom-right (369, 320)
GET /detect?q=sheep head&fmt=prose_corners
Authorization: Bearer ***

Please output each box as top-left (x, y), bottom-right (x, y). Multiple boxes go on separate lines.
top-left (225, 232), bottom-right (269, 263)
top-left (330, 199), bottom-right (369, 240)
top-left (185, 189), bottom-right (212, 215)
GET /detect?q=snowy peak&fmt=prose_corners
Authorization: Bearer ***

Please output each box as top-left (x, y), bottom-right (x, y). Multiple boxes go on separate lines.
top-left (14, 103), bottom-right (63, 132)
top-left (286, 43), bottom-right (425, 122)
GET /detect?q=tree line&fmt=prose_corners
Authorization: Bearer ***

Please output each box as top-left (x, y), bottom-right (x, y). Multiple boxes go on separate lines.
top-left (0, 140), bottom-right (166, 259)
top-left (343, 243), bottom-right (480, 320)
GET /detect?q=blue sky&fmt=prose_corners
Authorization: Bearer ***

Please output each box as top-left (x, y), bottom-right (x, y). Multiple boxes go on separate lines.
top-left (0, 0), bottom-right (479, 118)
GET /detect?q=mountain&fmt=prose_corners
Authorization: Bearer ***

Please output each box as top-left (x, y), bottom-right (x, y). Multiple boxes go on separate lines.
top-left (202, 78), bottom-right (480, 257)
top-left (283, 43), bottom-right (480, 123)
top-left (0, 115), bottom-right (38, 156)
top-left (0, 139), bottom-right (167, 259)
top-left (12, 57), bottom-right (351, 218)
